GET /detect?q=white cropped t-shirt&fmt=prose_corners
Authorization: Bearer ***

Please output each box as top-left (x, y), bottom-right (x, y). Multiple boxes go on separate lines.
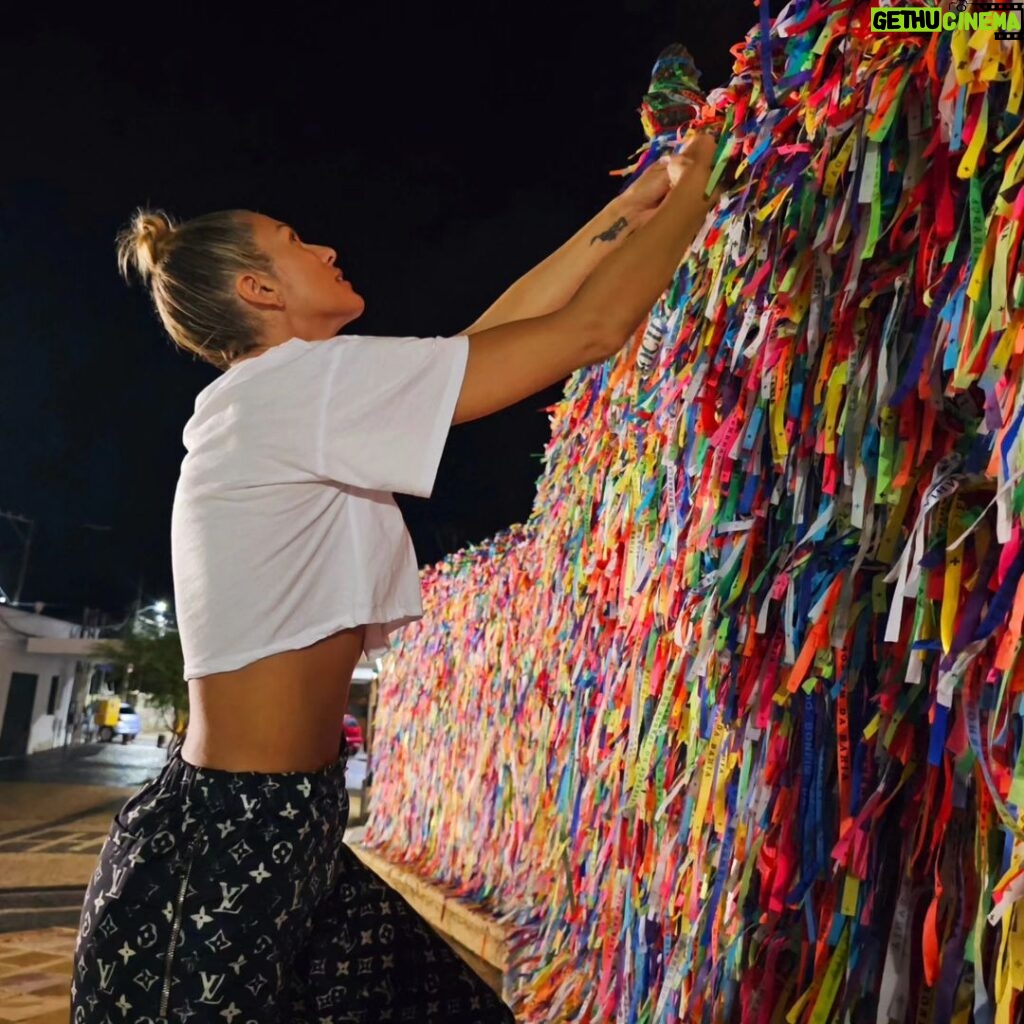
top-left (170, 333), bottom-right (469, 680)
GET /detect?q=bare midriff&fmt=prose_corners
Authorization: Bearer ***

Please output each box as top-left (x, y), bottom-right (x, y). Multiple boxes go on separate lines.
top-left (180, 626), bottom-right (366, 773)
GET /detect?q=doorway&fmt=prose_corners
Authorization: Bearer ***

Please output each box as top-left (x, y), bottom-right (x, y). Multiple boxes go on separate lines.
top-left (0, 673), bottom-right (38, 757)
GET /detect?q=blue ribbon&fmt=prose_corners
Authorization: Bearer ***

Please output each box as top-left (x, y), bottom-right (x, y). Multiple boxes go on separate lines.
top-left (759, 0), bottom-right (779, 110)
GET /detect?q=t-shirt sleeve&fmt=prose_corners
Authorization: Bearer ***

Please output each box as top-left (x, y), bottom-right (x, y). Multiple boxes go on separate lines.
top-left (315, 334), bottom-right (469, 498)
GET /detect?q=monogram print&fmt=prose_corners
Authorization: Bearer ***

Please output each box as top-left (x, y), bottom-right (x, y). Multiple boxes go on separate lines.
top-left (71, 750), bottom-right (514, 1023)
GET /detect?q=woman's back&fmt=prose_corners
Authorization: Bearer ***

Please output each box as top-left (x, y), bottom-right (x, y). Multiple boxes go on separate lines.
top-left (181, 625), bottom-right (364, 771)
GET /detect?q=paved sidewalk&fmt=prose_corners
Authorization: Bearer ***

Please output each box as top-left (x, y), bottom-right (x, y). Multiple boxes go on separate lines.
top-left (0, 782), bottom-right (135, 889)
top-left (0, 758), bottom-right (148, 1021)
top-left (0, 739), bottom-right (371, 1022)
top-left (0, 779), bottom-right (364, 1020)
top-left (0, 819), bottom-right (372, 1023)
top-left (0, 928), bottom-right (77, 1024)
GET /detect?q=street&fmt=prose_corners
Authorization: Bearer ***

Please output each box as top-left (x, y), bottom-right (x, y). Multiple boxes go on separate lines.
top-left (0, 737), bottom-right (368, 790)
top-left (0, 738), bottom-right (370, 1021)
top-left (0, 736), bottom-right (169, 788)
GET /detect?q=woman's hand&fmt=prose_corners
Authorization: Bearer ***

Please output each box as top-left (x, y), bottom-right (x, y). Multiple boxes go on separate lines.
top-left (664, 132), bottom-right (719, 188)
top-left (620, 156), bottom-right (676, 215)
top-left (616, 133), bottom-right (721, 229)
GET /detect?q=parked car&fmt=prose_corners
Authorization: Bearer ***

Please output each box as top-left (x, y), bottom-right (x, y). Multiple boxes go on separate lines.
top-left (97, 703), bottom-right (141, 744)
top-left (342, 714), bottom-right (364, 754)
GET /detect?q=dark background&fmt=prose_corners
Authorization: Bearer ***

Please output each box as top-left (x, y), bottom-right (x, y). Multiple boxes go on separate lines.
top-left (0, 1), bottom-right (755, 623)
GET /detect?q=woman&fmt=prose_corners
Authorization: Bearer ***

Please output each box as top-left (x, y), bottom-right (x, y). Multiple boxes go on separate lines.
top-left (71, 135), bottom-right (719, 1023)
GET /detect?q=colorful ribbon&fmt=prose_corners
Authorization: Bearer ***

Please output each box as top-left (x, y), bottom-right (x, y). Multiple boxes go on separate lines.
top-left (366, 4), bottom-right (1024, 1021)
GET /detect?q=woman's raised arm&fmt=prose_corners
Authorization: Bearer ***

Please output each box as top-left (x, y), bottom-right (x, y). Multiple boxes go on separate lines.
top-left (453, 134), bottom-right (718, 425)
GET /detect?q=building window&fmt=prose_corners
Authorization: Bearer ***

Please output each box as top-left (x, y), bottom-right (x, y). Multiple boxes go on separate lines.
top-left (47, 676), bottom-right (60, 715)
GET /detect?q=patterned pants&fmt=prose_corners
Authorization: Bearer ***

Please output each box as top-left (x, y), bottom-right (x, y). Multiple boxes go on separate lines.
top-left (71, 748), bottom-right (516, 1023)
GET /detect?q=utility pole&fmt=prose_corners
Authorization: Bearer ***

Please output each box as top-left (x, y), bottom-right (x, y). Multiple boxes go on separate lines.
top-left (0, 510), bottom-right (34, 605)
top-left (128, 571), bottom-right (144, 637)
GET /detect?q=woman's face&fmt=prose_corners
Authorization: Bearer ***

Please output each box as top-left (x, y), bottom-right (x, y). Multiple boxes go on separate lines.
top-left (247, 212), bottom-right (365, 335)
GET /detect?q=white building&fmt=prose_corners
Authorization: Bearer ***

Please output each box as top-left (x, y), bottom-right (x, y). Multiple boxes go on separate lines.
top-left (0, 602), bottom-right (380, 758)
top-left (0, 606), bottom-right (116, 757)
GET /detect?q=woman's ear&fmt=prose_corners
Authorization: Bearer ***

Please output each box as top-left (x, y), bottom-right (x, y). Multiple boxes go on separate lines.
top-left (236, 272), bottom-right (284, 310)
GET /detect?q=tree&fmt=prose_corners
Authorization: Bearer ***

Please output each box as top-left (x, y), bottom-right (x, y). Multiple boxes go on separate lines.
top-left (93, 629), bottom-right (188, 736)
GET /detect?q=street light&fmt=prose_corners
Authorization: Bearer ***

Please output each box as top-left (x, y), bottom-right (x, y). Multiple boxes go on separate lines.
top-left (133, 599), bottom-right (175, 638)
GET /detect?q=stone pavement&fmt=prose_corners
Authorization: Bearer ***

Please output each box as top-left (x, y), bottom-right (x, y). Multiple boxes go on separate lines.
top-left (0, 928), bottom-right (77, 1023)
top-left (0, 747), bottom-right (157, 1021)
top-left (0, 743), bottom-right (367, 1021)
top-left (0, 811), bottom-right (367, 1024)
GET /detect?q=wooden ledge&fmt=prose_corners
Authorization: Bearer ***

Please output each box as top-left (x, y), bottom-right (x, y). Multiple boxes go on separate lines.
top-left (347, 832), bottom-right (513, 995)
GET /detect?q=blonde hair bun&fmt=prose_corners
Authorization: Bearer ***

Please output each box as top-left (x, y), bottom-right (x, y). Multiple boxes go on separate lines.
top-left (113, 206), bottom-right (272, 370)
top-left (116, 209), bottom-right (176, 283)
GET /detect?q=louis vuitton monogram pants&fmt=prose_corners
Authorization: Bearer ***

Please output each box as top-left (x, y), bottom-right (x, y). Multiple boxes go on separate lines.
top-left (71, 748), bottom-right (516, 1023)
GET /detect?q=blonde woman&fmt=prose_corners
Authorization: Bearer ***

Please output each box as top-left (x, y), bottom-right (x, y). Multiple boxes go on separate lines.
top-left (71, 136), bottom-right (718, 1023)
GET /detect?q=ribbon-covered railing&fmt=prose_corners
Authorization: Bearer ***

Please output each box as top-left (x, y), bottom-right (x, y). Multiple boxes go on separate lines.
top-left (366, 2), bottom-right (1024, 1020)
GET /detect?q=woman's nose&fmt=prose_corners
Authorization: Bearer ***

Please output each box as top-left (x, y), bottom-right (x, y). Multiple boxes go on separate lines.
top-left (320, 247), bottom-right (337, 265)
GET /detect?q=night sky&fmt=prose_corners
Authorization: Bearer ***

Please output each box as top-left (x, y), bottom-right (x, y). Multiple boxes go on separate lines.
top-left (1, 2), bottom-right (754, 624)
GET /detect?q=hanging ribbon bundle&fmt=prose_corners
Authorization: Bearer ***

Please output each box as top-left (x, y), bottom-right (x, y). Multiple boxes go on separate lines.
top-left (367, 1), bottom-right (1024, 1020)
top-left (633, 43), bottom-right (710, 379)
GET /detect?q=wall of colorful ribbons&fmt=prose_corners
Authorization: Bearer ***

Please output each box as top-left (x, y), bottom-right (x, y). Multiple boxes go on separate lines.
top-left (365, 2), bottom-right (1024, 1020)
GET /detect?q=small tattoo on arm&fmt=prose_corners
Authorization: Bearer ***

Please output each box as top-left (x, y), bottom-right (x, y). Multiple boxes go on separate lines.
top-left (590, 216), bottom-right (629, 245)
